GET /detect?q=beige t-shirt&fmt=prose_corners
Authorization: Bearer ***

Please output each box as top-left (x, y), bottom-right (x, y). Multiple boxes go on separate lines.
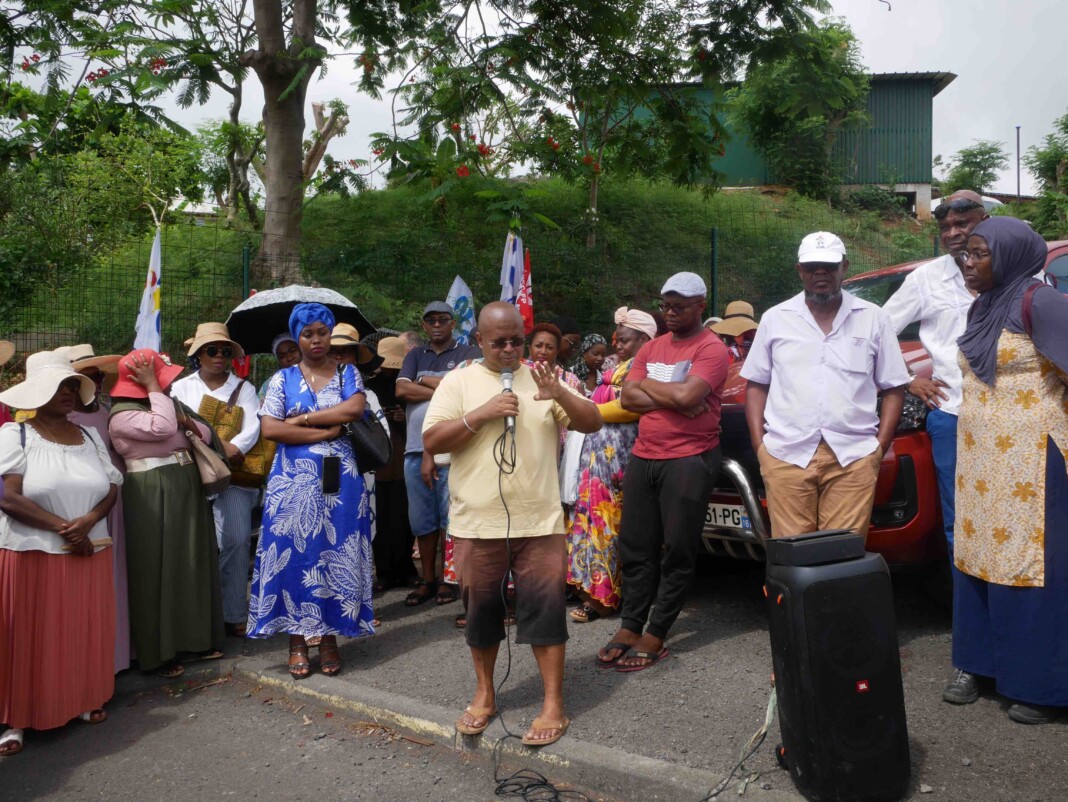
top-left (422, 362), bottom-right (576, 539)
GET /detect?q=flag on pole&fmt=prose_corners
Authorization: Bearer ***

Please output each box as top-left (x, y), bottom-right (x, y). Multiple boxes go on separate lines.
top-left (499, 231), bottom-right (523, 304)
top-left (134, 227), bottom-right (162, 351)
top-left (516, 248), bottom-right (534, 335)
top-left (446, 275), bottom-right (477, 344)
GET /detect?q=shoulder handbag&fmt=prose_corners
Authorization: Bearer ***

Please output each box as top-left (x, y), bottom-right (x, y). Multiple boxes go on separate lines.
top-left (198, 380), bottom-right (277, 488)
top-left (338, 365), bottom-right (392, 473)
top-left (178, 401), bottom-right (232, 494)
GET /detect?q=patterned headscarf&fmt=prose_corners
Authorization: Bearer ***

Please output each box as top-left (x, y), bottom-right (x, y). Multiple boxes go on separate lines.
top-left (271, 332), bottom-right (297, 357)
top-left (613, 307), bottom-right (658, 341)
top-left (571, 333), bottom-right (607, 380)
top-left (288, 303), bottom-right (336, 343)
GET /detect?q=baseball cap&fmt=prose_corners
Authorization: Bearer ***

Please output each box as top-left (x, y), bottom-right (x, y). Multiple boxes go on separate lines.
top-left (422, 301), bottom-right (454, 318)
top-left (660, 271), bottom-right (707, 298)
top-left (798, 232), bottom-right (846, 264)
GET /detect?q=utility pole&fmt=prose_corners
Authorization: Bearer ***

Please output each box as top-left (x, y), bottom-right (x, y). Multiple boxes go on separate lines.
top-left (1016, 125), bottom-right (1022, 205)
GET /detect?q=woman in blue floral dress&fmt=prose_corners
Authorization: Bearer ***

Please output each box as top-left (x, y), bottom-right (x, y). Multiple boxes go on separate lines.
top-left (247, 304), bottom-right (374, 679)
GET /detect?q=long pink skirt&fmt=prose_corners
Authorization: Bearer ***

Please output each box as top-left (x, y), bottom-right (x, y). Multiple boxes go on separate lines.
top-left (0, 548), bottom-right (115, 730)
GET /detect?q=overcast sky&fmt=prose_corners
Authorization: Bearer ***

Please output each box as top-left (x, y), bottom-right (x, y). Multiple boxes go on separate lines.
top-left (162, 0), bottom-right (1066, 196)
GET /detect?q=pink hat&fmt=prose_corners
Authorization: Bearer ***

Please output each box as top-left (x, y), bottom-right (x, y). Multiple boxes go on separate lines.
top-left (110, 349), bottom-right (185, 399)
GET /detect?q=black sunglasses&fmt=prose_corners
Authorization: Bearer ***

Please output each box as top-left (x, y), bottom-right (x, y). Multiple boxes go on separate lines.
top-left (487, 336), bottom-right (524, 350)
top-left (933, 198), bottom-right (984, 221)
top-left (203, 345), bottom-right (234, 358)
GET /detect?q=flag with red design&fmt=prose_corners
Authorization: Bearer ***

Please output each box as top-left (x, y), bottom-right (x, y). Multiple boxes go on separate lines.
top-left (516, 248), bottom-right (534, 335)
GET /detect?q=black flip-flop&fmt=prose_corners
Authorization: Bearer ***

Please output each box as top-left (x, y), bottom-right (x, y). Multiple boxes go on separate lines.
top-left (596, 641), bottom-right (632, 669)
top-left (405, 579), bottom-right (436, 607)
top-left (615, 647), bottom-right (669, 673)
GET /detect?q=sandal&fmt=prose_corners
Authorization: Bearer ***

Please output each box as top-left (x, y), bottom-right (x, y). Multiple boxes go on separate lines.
top-left (318, 637), bottom-right (342, 676)
top-left (405, 579), bottom-right (437, 607)
top-left (521, 716), bottom-right (570, 747)
top-left (455, 612), bottom-right (467, 629)
top-left (570, 603), bottom-right (601, 623)
top-left (615, 647), bottom-right (669, 673)
top-left (0, 728), bottom-right (24, 757)
top-left (435, 583), bottom-right (458, 605)
top-left (288, 643), bottom-right (311, 680)
top-left (78, 709), bottom-right (107, 725)
top-left (185, 648), bottom-right (224, 663)
top-left (156, 661), bottom-right (185, 679)
top-left (596, 640), bottom-right (632, 669)
top-left (456, 705), bottom-right (497, 736)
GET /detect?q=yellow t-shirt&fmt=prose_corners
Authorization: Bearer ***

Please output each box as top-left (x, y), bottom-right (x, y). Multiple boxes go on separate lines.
top-left (423, 362), bottom-right (576, 539)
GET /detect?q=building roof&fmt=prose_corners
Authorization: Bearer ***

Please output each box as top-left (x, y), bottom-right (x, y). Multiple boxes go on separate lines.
top-left (870, 72), bottom-right (956, 97)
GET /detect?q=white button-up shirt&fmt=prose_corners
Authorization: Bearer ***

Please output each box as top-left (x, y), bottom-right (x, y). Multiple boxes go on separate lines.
top-left (741, 290), bottom-right (910, 468)
top-left (171, 372), bottom-right (262, 453)
top-left (881, 254), bottom-right (974, 416)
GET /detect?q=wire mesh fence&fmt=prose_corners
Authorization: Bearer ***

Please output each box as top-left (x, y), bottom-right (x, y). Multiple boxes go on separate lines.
top-left (1, 186), bottom-right (940, 388)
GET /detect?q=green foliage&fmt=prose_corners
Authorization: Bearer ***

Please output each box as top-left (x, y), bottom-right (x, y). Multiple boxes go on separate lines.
top-left (1023, 110), bottom-right (1068, 237)
top-left (836, 184), bottom-right (907, 219)
top-left (939, 140), bottom-right (1009, 195)
top-left (729, 19), bottom-right (870, 201)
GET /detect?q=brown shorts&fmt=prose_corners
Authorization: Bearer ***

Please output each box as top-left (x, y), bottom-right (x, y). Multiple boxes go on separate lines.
top-left (453, 533), bottom-right (568, 649)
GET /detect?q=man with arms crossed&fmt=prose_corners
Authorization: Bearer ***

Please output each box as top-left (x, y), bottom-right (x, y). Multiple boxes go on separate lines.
top-left (743, 232), bottom-right (910, 539)
top-left (423, 303), bottom-right (600, 746)
top-left (597, 271), bottom-right (729, 672)
top-left (883, 194), bottom-right (990, 705)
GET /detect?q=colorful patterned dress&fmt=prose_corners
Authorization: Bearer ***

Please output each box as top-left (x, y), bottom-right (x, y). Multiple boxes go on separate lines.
top-left (952, 331), bottom-right (1068, 705)
top-left (247, 365), bottom-right (375, 639)
top-left (565, 359), bottom-right (640, 609)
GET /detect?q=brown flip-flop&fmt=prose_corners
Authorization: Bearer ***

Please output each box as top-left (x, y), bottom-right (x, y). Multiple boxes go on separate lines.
top-left (521, 716), bottom-right (570, 747)
top-left (456, 705), bottom-right (497, 735)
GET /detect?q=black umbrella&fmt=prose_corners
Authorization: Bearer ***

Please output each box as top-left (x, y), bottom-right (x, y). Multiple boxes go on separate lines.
top-left (225, 286), bottom-right (377, 355)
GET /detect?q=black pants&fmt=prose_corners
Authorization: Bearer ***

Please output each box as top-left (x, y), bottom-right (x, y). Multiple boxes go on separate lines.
top-left (618, 448), bottom-right (720, 640)
top-left (372, 479), bottom-right (417, 582)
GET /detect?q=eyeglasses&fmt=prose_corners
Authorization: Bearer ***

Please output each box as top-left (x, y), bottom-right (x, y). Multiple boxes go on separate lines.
top-left (933, 198), bottom-right (984, 221)
top-left (487, 336), bottom-right (525, 351)
top-left (657, 300), bottom-right (701, 314)
top-left (562, 335), bottom-right (580, 348)
top-left (423, 316), bottom-right (453, 327)
top-left (960, 249), bottom-right (991, 263)
top-left (203, 346), bottom-right (234, 358)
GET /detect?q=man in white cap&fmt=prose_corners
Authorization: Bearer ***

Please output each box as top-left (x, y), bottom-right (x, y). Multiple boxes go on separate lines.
top-left (597, 271), bottom-right (729, 672)
top-left (742, 232), bottom-right (910, 541)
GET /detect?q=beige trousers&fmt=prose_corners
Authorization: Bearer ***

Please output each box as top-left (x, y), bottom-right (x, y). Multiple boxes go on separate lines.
top-left (758, 439), bottom-right (882, 539)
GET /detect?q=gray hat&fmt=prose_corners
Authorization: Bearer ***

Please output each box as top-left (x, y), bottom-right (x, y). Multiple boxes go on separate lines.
top-left (422, 301), bottom-right (454, 318)
top-left (661, 271), bottom-right (707, 298)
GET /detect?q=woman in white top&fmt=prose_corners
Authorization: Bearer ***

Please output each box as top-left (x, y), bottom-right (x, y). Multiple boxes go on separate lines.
top-left (0, 351), bottom-right (123, 757)
top-left (171, 323), bottom-right (261, 637)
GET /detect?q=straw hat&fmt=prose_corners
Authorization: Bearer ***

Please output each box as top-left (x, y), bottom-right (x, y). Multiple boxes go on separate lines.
top-left (184, 322), bottom-right (245, 359)
top-left (710, 301), bottom-right (758, 338)
top-left (330, 323), bottom-right (379, 368)
top-left (0, 350), bottom-right (96, 410)
top-left (0, 340), bottom-right (13, 367)
top-left (110, 349), bottom-right (185, 399)
top-left (376, 336), bottom-right (407, 370)
top-left (55, 344), bottom-right (122, 373)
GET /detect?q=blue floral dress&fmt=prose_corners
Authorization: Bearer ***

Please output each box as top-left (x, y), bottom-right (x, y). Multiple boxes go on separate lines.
top-left (247, 365), bottom-right (375, 639)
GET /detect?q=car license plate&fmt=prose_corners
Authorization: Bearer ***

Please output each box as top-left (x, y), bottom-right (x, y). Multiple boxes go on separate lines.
top-left (706, 503), bottom-right (751, 530)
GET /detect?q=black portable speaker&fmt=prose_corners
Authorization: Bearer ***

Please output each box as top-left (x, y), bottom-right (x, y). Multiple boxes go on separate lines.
top-left (765, 531), bottom-right (910, 802)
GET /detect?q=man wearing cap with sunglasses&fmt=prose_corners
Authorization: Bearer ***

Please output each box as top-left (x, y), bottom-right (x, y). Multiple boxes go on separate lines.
top-left (743, 232), bottom-right (910, 542)
top-left (396, 301), bottom-right (482, 606)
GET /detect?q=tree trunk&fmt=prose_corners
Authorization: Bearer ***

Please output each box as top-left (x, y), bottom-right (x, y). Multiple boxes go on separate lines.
top-left (244, 0), bottom-right (322, 286)
top-left (586, 174), bottom-right (600, 250)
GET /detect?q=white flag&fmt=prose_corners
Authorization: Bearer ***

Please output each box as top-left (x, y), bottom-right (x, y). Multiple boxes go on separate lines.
top-left (134, 227), bottom-right (162, 351)
top-left (446, 275), bottom-right (477, 345)
top-left (499, 231), bottom-right (523, 303)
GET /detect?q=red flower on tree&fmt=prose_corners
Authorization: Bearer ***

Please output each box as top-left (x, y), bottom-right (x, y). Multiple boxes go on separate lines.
top-left (477, 143), bottom-right (493, 156)
top-left (582, 154), bottom-right (594, 165)
top-left (450, 123), bottom-right (461, 132)
top-left (456, 165), bottom-right (470, 178)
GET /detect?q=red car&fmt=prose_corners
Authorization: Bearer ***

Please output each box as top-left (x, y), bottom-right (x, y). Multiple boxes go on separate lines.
top-left (704, 239), bottom-right (1068, 566)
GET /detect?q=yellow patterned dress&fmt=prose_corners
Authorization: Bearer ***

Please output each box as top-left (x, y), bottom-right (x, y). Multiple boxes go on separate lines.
top-left (952, 330), bottom-right (1068, 706)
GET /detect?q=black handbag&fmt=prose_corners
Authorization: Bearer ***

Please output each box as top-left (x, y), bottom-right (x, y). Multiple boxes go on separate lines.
top-left (338, 366), bottom-right (393, 472)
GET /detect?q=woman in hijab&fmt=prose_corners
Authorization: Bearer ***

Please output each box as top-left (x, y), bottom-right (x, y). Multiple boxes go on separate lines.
top-left (0, 351), bottom-right (122, 757)
top-left (259, 333), bottom-right (302, 401)
top-left (947, 217), bottom-right (1068, 725)
top-left (571, 334), bottom-right (608, 398)
top-left (565, 308), bottom-right (657, 622)
top-left (247, 304), bottom-right (374, 680)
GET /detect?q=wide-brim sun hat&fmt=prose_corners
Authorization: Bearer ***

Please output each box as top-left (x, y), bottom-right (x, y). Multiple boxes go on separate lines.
top-left (184, 322), bottom-right (245, 359)
top-left (110, 349), bottom-right (185, 399)
top-left (710, 301), bottom-right (759, 337)
top-left (0, 350), bottom-right (96, 410)
top-left (0, 340), bottom-right (14, 367)
top-left (55, 343), bottom-right (122, 373)
top-left (330, 323), bottom-right (381, 369)
top-left (376, 336), bottom-right (407, 370)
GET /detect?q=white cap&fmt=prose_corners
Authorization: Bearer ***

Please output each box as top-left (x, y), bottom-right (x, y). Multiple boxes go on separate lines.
top-left (798, 232), bottom-right (846, 264)
top-left (661, 271), bottom-right (707, 298)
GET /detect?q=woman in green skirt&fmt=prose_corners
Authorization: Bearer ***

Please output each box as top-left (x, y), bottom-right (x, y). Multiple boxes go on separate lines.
top-left (108, 349), bottom-right (224, 678)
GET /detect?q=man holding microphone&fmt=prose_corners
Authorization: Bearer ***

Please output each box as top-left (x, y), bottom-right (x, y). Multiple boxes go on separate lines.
top-left (422, 302), bottom-right (600, 747)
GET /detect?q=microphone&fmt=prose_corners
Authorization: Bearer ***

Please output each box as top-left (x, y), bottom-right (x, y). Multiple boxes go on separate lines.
top-left (500, 368), bottom-right (516, 433)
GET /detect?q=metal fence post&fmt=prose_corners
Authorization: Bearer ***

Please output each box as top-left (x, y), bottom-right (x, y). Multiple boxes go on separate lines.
top-left (242, 243), bottom-right (251, 298)
top-left (710, 227), bottom-right (719, 315)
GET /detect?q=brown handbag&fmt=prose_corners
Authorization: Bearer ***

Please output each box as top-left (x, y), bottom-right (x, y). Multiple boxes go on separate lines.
top-left (197, 380), bottom-right (277, 488)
